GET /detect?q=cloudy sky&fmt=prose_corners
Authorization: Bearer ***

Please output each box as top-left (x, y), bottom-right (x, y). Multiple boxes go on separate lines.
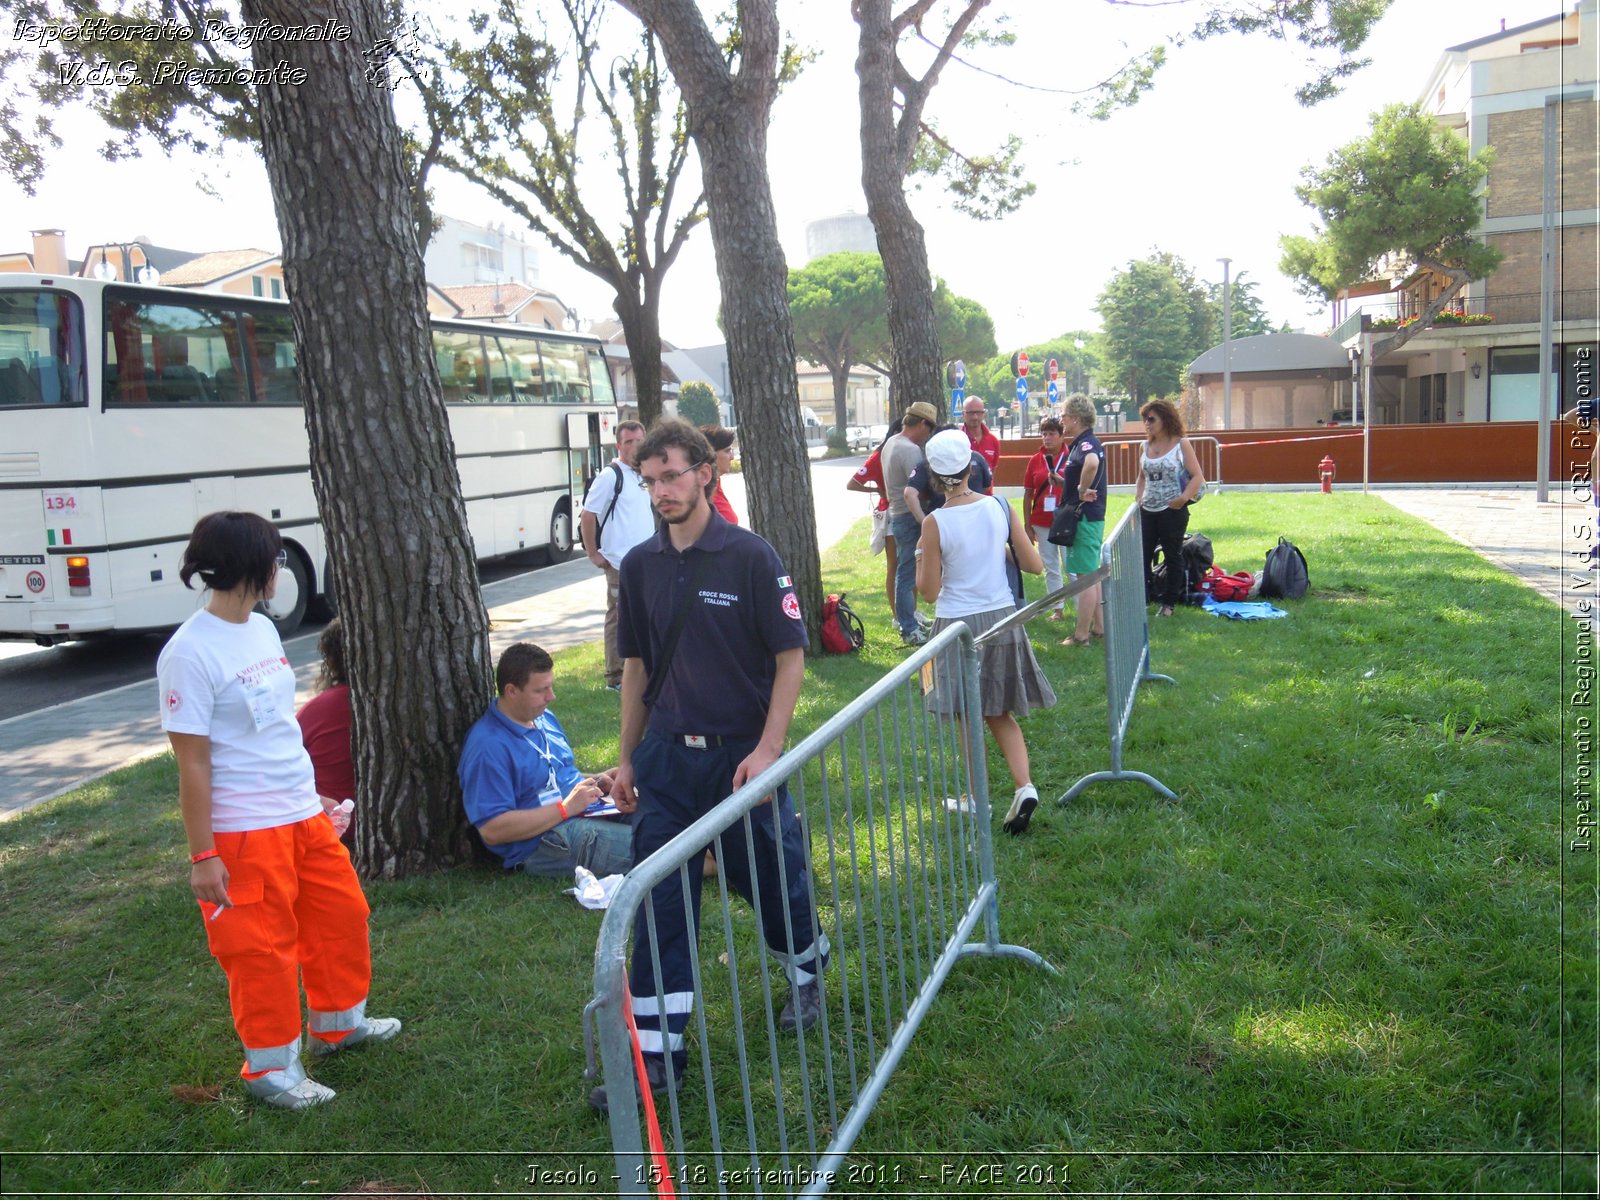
top-left (2, 0), bottom-right (1553, 351)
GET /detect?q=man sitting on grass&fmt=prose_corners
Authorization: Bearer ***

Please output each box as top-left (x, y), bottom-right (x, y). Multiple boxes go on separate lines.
top-left (460, 643), bottom-right (633, 878)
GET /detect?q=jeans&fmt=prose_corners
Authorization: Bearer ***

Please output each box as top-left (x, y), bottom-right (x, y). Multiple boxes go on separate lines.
top-left (890, 511), bottom-right (922, 636)
top-left (516, 814), bottom-right (635, 879)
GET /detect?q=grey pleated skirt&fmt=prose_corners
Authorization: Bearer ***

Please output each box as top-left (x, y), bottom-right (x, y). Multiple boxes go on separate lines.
top-left (927, 605), bottom-right (1056, 718)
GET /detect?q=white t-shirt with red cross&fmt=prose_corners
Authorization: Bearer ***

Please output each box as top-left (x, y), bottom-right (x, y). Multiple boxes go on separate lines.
top-left (157, 609), bottom-right (321, 833)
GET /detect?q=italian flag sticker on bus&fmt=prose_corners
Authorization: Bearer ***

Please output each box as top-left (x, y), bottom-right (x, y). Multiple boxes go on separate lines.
top-left (46, 528), bottom-right (73, 546)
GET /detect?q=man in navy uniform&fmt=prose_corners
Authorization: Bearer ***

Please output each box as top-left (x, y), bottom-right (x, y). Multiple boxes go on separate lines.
top-left (593, 419), bottom-right (827, 1112)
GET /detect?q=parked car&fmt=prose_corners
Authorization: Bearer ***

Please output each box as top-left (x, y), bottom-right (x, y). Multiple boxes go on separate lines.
top-left (845, 425), bottom-right (872, 451)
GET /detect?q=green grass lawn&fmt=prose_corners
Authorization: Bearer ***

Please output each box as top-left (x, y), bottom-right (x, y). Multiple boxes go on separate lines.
top-left (1, 492), bottom-right (1591, 1197)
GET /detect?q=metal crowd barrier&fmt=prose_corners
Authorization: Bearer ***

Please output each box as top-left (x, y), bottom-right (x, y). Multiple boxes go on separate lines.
top-left (1100, 436), bottom-right (1224, 492)
top-left (584, 623), bottom-right (1054, 1197)
top-left (1058, 503), bottom-right (1178, 804)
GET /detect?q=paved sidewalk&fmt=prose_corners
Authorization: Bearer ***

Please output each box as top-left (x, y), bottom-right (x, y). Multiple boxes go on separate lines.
top-left (1374, 486), bottom-right (1587, 613)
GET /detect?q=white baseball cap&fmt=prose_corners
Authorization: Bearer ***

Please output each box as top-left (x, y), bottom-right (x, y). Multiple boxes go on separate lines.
top-left (925, 429), bottom-right (973, 476)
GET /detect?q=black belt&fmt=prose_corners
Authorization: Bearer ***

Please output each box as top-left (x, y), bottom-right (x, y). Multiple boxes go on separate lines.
top-left (675, 733), bottom-right (726, 749)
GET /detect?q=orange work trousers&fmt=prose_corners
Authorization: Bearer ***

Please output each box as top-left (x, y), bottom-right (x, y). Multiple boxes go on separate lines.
top-left (202, 813), bottom-right (371, 1068)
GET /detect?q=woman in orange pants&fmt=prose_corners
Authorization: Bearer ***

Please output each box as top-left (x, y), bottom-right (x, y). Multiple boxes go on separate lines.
top-left (158, 512), bottom-right (399, 1109)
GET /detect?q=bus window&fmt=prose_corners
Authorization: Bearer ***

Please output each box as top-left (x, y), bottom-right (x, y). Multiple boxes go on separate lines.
top-left (238, 307), bottom-right (299, 404)
top-left (587, 348), bottom-right (616, 408)
top-left (434, 328), bottom-right (488, 403)
top-left (483, 335), bottom-right (516, 402)
top-left (496, 333), bottom-right (545, 402)
top-left (106, 298), bottom-right (243, 405)
top-left (540, 339), bottom-right (589, 404)
top-left (0, 289), bottom-right (86, 407)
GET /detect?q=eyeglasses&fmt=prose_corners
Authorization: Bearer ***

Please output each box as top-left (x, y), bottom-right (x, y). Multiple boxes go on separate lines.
top-left (274, 549), bottom-right (288, 568)
top-left (638, 463), bottom-right (706, 491)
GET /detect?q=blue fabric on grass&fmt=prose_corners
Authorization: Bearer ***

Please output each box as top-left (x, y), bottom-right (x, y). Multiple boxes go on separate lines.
top-left (1202, 597), bottom-right (1288, 621)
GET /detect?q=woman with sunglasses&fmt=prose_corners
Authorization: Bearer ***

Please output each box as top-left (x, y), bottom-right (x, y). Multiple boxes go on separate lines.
top-left (1135, 400), bottom-right (1206, 617)
top-left (158, 511), bottom-right (399, 1110)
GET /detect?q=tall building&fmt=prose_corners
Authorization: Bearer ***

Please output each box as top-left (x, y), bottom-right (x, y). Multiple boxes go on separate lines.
top-left (423, 215), bottom-right (542, 289)
top-left (804, 213), bottom-right (878, 262)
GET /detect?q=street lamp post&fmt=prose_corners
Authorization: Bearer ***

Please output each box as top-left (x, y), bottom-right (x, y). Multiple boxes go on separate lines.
top-left (1218, 257), bottom-right (1232, 430)
top-left (1109, 399), bottom-right (1123, 433)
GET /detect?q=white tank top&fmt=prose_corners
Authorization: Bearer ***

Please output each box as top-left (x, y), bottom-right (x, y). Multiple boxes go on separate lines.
top-left (1141, 441), bottom-right (1185, 511)
top-left (930, 498), bottom-right (1017, 618)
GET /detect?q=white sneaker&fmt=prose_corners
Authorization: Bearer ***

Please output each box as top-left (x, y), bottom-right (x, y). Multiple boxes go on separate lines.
top-left (1002, 785), bottom-right (1039, 836)
top-left (914, 612), bottom-right (934, 630)
top-left (245, 1070), bottom-right (337, 1110)
top-left (311, 1015), bottom-right (402, 1058)
top-left (944, 795), bottom-right (975, 814)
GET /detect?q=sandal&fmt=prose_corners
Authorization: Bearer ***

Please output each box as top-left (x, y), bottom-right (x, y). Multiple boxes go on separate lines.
top-left (1061, 634), bottom-right (1093, 646)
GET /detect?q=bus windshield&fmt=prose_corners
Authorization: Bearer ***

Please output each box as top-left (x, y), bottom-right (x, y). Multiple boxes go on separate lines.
top-left (0, 290), bottom-right (86, 407)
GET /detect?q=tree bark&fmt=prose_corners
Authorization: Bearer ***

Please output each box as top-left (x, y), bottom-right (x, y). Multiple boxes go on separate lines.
top-left (856, 0), bottom-right (945, 422)
top-left (616, 0), bottom-right (822, 645)
top-left (614, 287), bottom-right (665, 426)
top-left (245, 0), bottom-right (493, 877)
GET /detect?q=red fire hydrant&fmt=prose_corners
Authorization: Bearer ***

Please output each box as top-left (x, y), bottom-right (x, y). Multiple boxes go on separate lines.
top-left (1319, 454), bottom-right (1336, 493)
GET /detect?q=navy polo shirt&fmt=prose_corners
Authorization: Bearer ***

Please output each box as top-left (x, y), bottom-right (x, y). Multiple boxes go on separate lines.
top-left (1064, 431), bottom-right (1106, 521)
top-left (617, 510), bottom-right (808, 739)
top-left (459, 704), bottom-right (584, 869)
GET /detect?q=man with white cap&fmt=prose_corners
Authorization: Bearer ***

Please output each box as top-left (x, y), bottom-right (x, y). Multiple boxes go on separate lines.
top-left (882, 401), bottom-right (938, 645)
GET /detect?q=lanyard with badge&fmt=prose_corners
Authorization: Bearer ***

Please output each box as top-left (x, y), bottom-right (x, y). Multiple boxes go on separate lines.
top-left (1041, 449), bottom-right (1068, 513)
top-left (526, 722), bottom-right (562, 809)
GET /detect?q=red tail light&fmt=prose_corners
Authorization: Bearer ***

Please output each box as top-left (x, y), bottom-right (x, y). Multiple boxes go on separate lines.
top-left (66, 555), bottom-right (90, 596)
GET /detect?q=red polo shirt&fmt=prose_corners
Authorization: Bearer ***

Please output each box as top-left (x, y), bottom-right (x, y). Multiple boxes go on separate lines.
top-left (965, 423), bottom-right (1000, 475)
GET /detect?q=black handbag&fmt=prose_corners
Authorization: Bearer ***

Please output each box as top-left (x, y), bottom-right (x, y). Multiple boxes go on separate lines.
top-left (1046, 500), bottom-right (1083, 547)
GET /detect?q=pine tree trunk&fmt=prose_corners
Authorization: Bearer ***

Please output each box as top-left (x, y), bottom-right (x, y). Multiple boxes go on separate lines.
top-left (857, 0), bottom-right (945, 422)
top-left (831, 358), bottom-right (851, 437)
top-left (695, 121), bottom-right (822, 643)
top-left (245, 0), bottom-right (493, 877)
top-left (616, 0), bottom-right (823, 645)
top-left (616, 288), bottom-right (664, 427)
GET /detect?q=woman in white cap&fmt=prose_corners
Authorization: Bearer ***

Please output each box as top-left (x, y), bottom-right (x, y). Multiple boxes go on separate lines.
top-left (915, 428), bottom-right (1056, 835)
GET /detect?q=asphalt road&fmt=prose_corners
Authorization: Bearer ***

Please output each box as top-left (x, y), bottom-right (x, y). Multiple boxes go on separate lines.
top-left (0, 454), bottom-right (872, 721)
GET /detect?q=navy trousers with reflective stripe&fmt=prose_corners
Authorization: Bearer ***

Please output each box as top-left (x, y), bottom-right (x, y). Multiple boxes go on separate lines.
top-left (628, 729), bottom-right (827, 1070)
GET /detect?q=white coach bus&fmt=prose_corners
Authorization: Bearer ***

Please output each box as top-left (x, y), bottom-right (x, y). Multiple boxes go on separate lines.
top-left (0, 274), bottom-right (617, 644)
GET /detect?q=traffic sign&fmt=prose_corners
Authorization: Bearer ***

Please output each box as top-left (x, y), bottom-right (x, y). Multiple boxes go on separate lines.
top-left (951, 386), bottom-right (965, 406)
top-left (1018, 351), bottom-right (1029, 377)
top-left (949, 359), bottom-right (967, 387)
top-left (1047, 357), bottom-right (1059, 382)
top-left (1015, 377), bottom-right (1028, 403)
top-left (1047, 380), bottom-right (1059, 404)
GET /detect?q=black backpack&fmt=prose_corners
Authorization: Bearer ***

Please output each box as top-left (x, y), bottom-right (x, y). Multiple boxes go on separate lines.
top-left (1148, 533), bottom-right (1214, 604)
top-left (1260, 537), bottom-right (1309, 599)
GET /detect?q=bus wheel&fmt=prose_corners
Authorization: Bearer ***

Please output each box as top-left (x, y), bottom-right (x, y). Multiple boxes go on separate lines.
top-left (545, 500), bottom-right (579, 564)
top-left (260, 545), bottom-right (310, 636)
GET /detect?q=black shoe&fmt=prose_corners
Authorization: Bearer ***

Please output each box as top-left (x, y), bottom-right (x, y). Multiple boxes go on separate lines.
top-left (779, 981), bottom-right (822, 1032)
top-left (588, 1053), bottom-right (679, 1115)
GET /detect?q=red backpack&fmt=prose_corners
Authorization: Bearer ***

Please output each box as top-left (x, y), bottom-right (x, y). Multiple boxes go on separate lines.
top-left (1198, 568), bottom-right (1255, 602)
top-left (820, 592), bottom-right (866, 654)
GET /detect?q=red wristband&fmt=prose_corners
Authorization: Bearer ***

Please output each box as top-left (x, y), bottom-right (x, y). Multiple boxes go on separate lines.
top-left (191, 848), bottom-right (219, 864)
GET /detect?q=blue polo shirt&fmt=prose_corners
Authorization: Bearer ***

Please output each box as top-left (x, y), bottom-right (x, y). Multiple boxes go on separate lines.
top-left (617, 510), bottom-right (808, 739)
top-left (459, 704), bottom-right (584, 869)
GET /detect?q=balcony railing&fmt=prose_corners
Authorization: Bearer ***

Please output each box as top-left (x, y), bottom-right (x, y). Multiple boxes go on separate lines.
top-left (1331, 288), bottom-right (1598, 337)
